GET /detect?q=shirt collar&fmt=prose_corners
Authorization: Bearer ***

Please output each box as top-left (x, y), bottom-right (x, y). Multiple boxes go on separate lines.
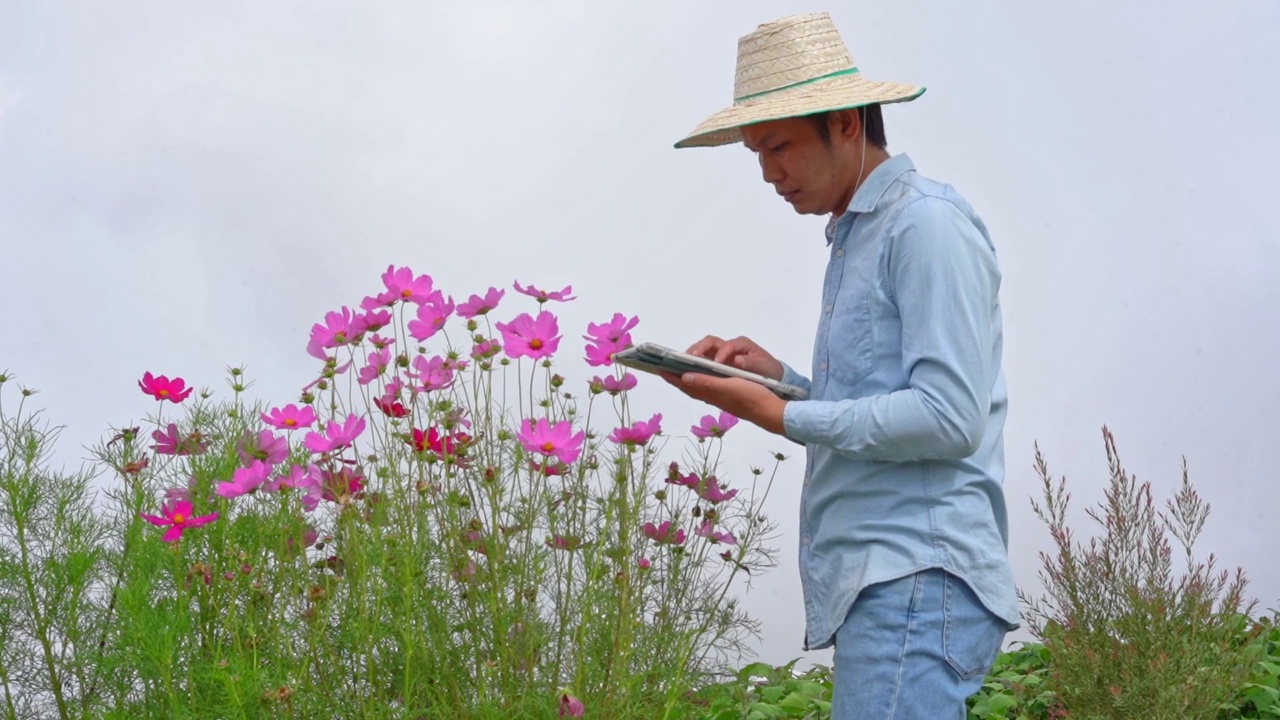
top-left (824, 152), bottom-right (916, 242)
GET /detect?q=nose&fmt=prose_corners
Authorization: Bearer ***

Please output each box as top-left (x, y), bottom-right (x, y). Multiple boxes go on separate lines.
top-left (758, 151), bottom-right (784, 185)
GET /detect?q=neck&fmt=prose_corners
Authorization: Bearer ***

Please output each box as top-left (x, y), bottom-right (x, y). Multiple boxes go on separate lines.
top-left (833, 146), bottom-right (889, 216)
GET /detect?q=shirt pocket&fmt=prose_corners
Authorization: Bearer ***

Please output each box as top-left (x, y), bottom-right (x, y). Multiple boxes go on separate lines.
top-left (825, 288), bottom-right (875, 386)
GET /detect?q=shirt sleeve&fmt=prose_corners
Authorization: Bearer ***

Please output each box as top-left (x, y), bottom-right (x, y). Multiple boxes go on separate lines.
top-left (779, 361), bottom-right (812, 395)
top-left (781, 195), bottom-right (1001, 461)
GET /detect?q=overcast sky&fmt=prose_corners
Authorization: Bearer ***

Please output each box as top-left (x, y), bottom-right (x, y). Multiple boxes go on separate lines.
top-left (2, 0), bottom-right (1278, 669)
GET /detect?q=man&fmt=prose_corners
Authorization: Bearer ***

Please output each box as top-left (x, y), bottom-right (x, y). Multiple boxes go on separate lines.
top-left (663, 12), bottom-right (1021, 719)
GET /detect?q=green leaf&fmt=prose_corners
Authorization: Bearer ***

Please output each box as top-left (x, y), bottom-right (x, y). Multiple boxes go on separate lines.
top-left (777, 691), bottom-right (813, 712)
top-left (760, 685), bottom-right (786, 703)
top-left (738, 662), bottom-right (777, 683)
top-left (986, 693), bottom-right (1018, 713)
top-left (791, 680), bottom-right (827, 698)
top-left (747, 702), bottom-right (787, 718)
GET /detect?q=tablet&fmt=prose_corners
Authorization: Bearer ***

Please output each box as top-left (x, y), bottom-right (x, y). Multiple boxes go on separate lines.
top-left (612, 342), bottom-right (808, 401)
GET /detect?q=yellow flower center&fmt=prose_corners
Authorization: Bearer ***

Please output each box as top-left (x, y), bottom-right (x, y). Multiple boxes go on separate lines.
top-left (401, 288), bottom-right (412, 297)
top-left (172, 513), bottom-right (186, 524)
top-left (541, 441), bottom-right (555, 453)
top-left (285, 418), bottom-right (296, 427)
top-left (158, 389), bottom-right (169, 397)
top-left (530, 339), bottom-right (543, 349)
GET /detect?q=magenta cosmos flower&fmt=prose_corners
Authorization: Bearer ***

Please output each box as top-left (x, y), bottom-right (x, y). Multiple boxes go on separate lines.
top-left (514, 281), bottom-right (576, 303)
top-left (407, 292), bottom-right (456, 342)
top-left (608, 413), bottom-right (662, 445)
top-left (518, 417), bottom-right (585, 465)
top-left (151, 423), bottom-right (208, 456)
top-left (303, 413), bottom-right (367, 454)
top-left (237, 429), bottom-right (289, 465)
top-left (140, 499), bottom-right (218, 542)
top-left (695, 518), bottom-right (737, 545)
top-left (495, 311), bottom-right (561, 360)
top-left (308, 306), bottom-right (368, 359)
top-left (457, 286), bottom-right (505, 318)
top-left (559, 693), bottom-right (584, 717)
top-left (261, 403), bottom-right (317, 430)
top-left (362, 264), bottom-right (436, 308)
top-left (642, 520), bottom-right (686, 546)
top-left (138, 372), bottom-right (193, 403)
top-left (691, 411), bottom-right (739, 439)
top-left (216, 459), bottom-right (273, 499)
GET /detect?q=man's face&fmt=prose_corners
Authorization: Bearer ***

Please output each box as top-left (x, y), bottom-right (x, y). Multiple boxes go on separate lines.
top-left (740, 115), bottom-right (847, 216)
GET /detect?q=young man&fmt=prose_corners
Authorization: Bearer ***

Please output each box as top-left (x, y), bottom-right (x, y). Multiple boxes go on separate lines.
top-left (664, 12), bottom-right (1021, 719)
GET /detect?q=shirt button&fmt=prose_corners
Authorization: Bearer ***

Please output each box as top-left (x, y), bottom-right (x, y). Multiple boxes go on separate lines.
top-left (824, 304), bottom-right (833, 313)
top-left (835, 248), bottom-right (845, 257)
top-left (819, 362), bottom-right (827, 371)
top-left (802, 535), bottom-right (811, 545)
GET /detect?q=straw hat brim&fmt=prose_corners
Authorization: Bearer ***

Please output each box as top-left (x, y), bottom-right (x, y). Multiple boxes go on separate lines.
top-left (675, 72), bottom-right (925, 149)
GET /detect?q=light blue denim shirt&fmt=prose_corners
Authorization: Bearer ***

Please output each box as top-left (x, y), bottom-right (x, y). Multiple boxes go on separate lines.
top-left (780, 153), bottom-right (1021, 651)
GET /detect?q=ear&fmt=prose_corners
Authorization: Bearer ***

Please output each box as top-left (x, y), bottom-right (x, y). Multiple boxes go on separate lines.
top-left (831, 109), bottom-right (862, 143)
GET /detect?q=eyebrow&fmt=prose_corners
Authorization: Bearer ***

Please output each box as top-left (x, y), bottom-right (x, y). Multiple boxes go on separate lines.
top-left (744, 132), bottom-right (775, 152)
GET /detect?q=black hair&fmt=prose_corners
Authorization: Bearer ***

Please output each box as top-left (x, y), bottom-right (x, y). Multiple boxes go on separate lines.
top-left (807, 104), bottom-right (887, 149)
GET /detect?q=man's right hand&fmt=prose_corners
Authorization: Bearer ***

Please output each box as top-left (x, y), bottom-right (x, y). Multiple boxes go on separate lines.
top-left (686, 335), bottom-right (784, 381)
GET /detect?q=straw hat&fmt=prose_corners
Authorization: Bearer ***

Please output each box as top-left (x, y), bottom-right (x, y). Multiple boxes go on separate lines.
top-left (674, 12), bottom-right (925, 149)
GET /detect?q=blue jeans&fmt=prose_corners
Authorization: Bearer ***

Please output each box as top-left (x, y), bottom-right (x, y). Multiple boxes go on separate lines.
top-left (831, 568), bottom-right (1009, 719)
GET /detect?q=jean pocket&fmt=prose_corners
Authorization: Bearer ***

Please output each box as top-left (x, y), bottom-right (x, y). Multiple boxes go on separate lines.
top-left (942, 572), bottom-right (1007, 681)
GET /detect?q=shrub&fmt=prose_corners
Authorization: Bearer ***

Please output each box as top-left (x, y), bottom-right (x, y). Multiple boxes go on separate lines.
top-left (0, 268), bottom-right (789, 719)
top-left (1018, 425), bottom-right (1263, 719)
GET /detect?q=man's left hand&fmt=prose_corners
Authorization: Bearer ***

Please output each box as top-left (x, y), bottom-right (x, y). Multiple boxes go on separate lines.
top-left (660, 371), bottom-right (789, 436)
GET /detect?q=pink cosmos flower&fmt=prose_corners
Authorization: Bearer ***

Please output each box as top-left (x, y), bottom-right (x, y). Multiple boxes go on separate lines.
top-left (309, 306), bottom-right (368, 352)
top-left (559, 693), bottom-right (585, 718)
top-left (584, 337), bottom-right (630, 367)
top-left (237, 429), bottom-right (289, 465)
top-left (358, 347), bottom-right (392, 386)
top-left (164, 485), bottom-right (193, 505)
top-left (665, 472), bottom-right (740, 504)
top-left (695, 518), bottom-right (737, 545)
top-left (585, 312), bottom-right (639, 344)
top-left (518, 417), bottom-right (585, 465)
top-left (361, 265), bottom-right (436, 309)
top-left (151, 424), bottom-right (209, 456)
top-left (303, 413), bottom-right (367, 454)
top-left (410, 355), bottom-right (456, 392)
top-left (496, 311), bottom-right (561, 360)
top-left (261, 403), bottom-right (317, 431)
top-left (305, 466), bottom-right (365, 510)
top-left (368, 333), bottom-right (395, 350)
top-left (608, 413), bottom-right (663, 445)
top-left (471, 339), bottom-right (501, 360)
top-left (138, 372), bottom-right (193, 403)
top-left (642, 520), bottom-right (686, 546)
top-left (604, 373), bottom-right (637, 394)
top-left (514, 281), bottom-right (577, 303)
top-left (691, 411), bottom-right (739, 439)
top-left (264, 463), bottom-right (321, 493)
top-left (546, 535), bottom-right (583, 551)
top-left (216, 459), bottom-right (273, 499)
top-left (361, 308), bottom-right (393, 333)
top-left (407, 292), bottom-right (456, 342)
top-left (140, 499), bottom-right (218, 542)
top-left (457, 287), bottom-right (505, 318)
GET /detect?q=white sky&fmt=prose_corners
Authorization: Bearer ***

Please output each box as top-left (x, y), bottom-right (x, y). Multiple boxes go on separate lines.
top-left (3, 0), bottom-right (1278, 669)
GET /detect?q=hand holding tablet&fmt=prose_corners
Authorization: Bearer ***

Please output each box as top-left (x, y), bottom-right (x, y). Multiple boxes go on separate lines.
top-left (612, 342), bottom-right (808, 401)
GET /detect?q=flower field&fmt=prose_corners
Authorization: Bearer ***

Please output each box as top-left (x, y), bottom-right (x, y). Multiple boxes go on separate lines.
top-left (1, 265), bottom-right (1276, 719)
